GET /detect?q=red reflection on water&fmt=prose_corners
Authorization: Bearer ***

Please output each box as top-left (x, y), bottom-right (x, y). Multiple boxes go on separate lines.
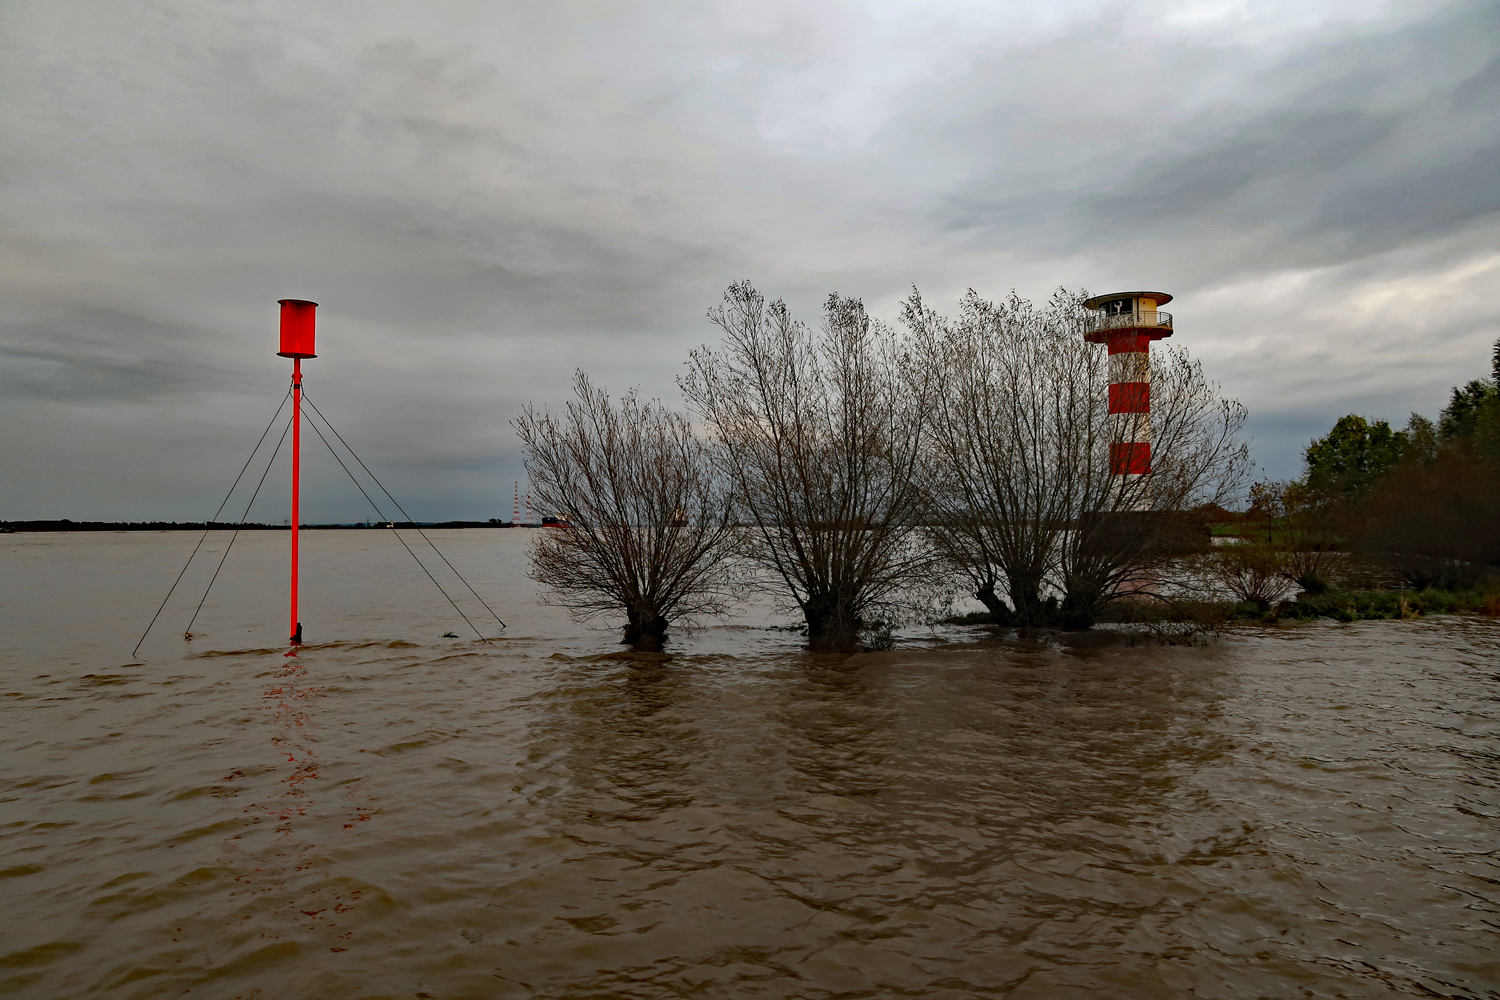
top-left (232, 652), bottom-right (324, 905)
top-left (211, 649), bottom-right (380, 953)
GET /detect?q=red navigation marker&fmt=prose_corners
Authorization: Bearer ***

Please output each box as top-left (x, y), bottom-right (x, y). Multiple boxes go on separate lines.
top-left (277, 299), bottom-right (318, 645)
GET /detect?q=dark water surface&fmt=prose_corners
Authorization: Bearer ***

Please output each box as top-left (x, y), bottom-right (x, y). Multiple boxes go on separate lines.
top-left (2, 531), bottom-right (1498, 998)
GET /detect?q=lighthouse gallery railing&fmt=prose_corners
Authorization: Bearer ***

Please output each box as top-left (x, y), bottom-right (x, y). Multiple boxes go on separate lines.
top-left (1086, 310), bottom-right (1173, 333)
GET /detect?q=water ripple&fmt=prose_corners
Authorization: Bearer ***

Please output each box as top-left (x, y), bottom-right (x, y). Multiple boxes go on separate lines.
top-left (3, 533), bottom-right (1498, 998)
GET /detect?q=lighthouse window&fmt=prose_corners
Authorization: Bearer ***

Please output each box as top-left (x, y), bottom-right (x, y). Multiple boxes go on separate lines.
top-left (1100, 297), bottom-right (1134, 316)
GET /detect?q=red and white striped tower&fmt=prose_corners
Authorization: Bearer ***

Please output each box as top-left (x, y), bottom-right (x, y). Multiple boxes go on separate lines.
top-left (1083, 291), bottom-right (1174, 501)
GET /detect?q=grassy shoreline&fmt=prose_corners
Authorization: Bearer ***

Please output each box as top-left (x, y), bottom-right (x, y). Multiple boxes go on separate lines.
top-left (944, 587), bottom-right (1500, 628)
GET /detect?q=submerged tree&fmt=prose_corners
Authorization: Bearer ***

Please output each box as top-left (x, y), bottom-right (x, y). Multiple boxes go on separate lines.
top-left (515, 371), bottom-right (735, 649)
top-left (682, 282), bottom-right (934, 651)
top-left (1243, 480), bottom-right (1340, 594)
top-left (905, 288), bottom-right (1083, 625)
top-left (1057, 333), bottom-right (1250, 625)
top-left (1207, 542), bottom-right (1297, 610)
top-left (907, 287), bottom-right (1248, 627)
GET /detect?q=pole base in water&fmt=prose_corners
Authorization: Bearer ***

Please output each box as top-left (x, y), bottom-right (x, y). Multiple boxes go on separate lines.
top-left (290, 623), bottom-right (303, 644)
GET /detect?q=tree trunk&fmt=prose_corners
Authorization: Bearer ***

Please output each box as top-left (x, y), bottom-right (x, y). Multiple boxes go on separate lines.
top-left (1008, 573), bottom-right (1051, 627)
top-left (622, 610), bottom-right (669, 651)
top-left (974, 585), bottom-right (1014, 625)
top-left (1058, 589), bottom-right (1099, 629)
top-left (802, 595), bottom-right (861, 653)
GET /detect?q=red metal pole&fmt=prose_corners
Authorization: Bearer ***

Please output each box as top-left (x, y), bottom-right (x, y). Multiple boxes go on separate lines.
top-left (290, 358), bottom-right (302, 644)
top-left (276, 298), bottom-right (316, 646)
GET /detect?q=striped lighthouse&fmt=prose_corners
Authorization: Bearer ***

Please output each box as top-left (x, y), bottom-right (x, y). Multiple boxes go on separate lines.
top-left (1082, 291), bottom-right (1174, 496)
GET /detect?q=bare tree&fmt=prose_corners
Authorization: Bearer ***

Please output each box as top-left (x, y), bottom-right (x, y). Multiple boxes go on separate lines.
top-left (1354, 448), bottom-right (1500, 589)
top-left (681, 282), bottom-right (934, 651)
top-left (1242, 480), bottom-right (1340, 593)
top-left (515, 371), bottom-right (735, 649)
top-left (905, 288), bottom-right (1082, 625)
top-left (1203, 543), bottom-right (1297, 609)
top-left (1058, 327), bottom-right (1250, 625)
top-left (907, 287), bottom-right (1249, 627)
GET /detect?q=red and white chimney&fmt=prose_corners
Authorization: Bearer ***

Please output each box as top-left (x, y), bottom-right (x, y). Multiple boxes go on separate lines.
top-left (1082, 291), bottom-right (1174, 491)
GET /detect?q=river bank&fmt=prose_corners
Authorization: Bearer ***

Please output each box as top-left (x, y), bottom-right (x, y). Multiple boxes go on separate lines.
top-left (949, 587), bottom-right (1500, 628)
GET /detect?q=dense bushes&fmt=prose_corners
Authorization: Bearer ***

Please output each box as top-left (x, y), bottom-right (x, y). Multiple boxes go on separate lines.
top-left (1272, 588), bottom-right (1500, 621)
top-left (1157, 343), bottom-right (1500, 625)
top-left (1320, 351), bottom-right (1500, 590)
top-left (1355, 451), bottom-right (1500, 589)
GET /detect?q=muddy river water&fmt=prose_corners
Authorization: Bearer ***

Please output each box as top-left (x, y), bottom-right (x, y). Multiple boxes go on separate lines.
top-left (2, 530), bottom-right (1497, 998)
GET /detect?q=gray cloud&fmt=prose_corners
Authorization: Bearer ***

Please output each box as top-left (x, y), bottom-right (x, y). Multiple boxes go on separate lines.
top-left (0, 308), bottom-right (235, 402)
top-left (1, 0), bottom-right (1496, 518)
top-left (1317, 142), bottom-right (1500, 242)
top-left (904, 0), bottom-right (1500, 264)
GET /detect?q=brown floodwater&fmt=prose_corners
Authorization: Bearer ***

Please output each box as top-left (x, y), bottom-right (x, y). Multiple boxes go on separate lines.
top-left (2, 530), bottom-right (1498, 999)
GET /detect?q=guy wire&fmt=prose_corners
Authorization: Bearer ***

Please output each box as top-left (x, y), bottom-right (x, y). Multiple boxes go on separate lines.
top-left (181, 410), bottom-right (295, 639)
top-left (301, 391), bottom-right (506, 629)
top-left (130, 389), bottom-right (293, 660)
top-left (301, 408), bottom-right (496, 643)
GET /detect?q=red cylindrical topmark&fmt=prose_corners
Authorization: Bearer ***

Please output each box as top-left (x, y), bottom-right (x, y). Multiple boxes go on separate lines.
top-left (277, 299), bottom-right (318, 358)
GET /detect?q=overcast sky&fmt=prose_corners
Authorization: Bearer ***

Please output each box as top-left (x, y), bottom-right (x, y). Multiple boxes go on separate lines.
top-left (3, 0), bottom-right (1497, 521)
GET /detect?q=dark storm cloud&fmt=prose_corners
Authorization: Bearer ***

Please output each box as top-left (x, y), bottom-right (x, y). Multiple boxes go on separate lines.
top-left (1318, 143), bottom-right (1500, 242)
top-left (0, 308), bottom-right (234, 402)
top-left (1, 0), bottom-right (1496, 517)
top-left (1093, 110), bottom-right (1400, 226)
top-left (913, 0), bottom-right (1500, 263)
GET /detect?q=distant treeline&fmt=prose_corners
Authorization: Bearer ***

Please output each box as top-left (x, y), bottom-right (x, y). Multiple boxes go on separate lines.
top-left (1288, 341), bottom-right (1500, 590)
top-left (1207, 337), bottom-right (1500, 607)
top-left (1, 519), bottom-right (516, 532)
